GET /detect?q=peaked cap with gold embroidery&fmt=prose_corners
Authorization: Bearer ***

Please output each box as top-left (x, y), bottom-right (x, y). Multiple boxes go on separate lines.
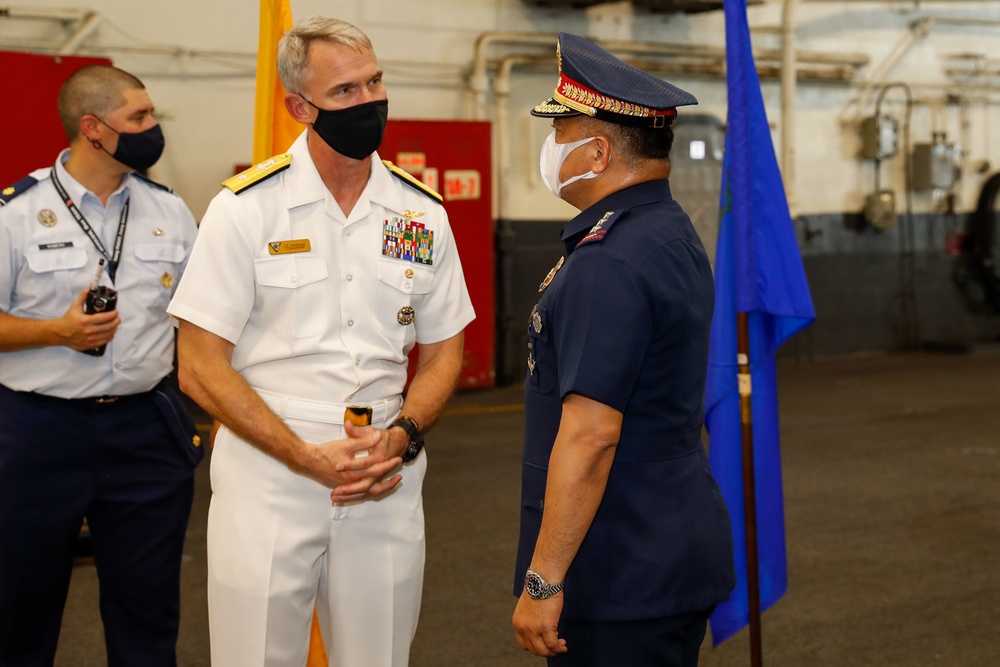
top-left (531, 32), bottom-right (697, 128)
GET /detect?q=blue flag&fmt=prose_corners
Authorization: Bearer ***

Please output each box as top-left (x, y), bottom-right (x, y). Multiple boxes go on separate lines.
top-left (705, 0), bottom-right (816, 646)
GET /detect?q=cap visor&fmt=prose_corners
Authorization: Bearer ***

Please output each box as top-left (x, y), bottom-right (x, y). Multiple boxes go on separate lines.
top-left (530, 97), bottom-right (583, 118)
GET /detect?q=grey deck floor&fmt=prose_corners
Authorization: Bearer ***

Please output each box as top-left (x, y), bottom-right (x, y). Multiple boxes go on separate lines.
top-left (54, 351), bottom-right (1000, 666)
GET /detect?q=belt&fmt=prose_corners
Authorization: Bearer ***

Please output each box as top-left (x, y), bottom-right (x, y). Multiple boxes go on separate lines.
top-left (1, 382), bottom-right (163, 411)
top-left (255, 389), bottom-right (402, 425)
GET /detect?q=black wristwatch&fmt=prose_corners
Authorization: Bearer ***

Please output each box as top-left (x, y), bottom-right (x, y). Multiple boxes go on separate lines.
top-left (391, 415), bottom-right (424, 463)
top-left (524, 568), bottom-right (565, 600)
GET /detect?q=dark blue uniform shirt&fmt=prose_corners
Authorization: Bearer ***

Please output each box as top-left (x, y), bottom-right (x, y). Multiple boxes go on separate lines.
top-left (515, 179), bottom-right (736, 621)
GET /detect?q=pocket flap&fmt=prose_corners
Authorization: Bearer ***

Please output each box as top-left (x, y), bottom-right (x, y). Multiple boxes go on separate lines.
top-left (376, 257), bottom-right (433, 295)
top-left (255, 255), bottom-right (329, 289)
top-left (134, 241), bottom-right (186, 263)
top-left (24, 247), bottom-right (88, 273)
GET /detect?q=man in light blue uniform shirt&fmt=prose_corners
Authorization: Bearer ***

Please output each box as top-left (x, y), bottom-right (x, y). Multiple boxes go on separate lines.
top-left (0, 65), bottom-right (199, 667)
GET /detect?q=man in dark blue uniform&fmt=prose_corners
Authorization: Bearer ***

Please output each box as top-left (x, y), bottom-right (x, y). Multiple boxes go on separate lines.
top-left (512, 33), bottom-right (736, 666)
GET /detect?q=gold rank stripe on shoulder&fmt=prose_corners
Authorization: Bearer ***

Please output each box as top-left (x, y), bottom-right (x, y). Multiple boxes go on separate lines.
top-left (382, 160), bottom-right (443, 204)
top-left (222, 153), bottom-right (292, 194)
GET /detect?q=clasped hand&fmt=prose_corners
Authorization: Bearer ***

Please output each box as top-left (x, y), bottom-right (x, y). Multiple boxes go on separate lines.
top-left (306, 421), bottom-right (403, 503)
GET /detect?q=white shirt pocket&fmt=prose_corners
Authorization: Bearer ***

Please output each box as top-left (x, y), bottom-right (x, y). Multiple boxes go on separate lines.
top-left (23, 247), bottom-right (89, 312)
top-left (254, 255), bottom-right (330, 339)
top-left (133, 241), bottom-right (187, 308)
top-left (375, 257), bottom-right (433, 341)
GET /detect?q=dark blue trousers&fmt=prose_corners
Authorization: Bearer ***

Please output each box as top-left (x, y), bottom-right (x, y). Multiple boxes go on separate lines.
top-left (0, 384), bottom-right (195, 667)
top-left (549, 607), bottom-right (715, 667)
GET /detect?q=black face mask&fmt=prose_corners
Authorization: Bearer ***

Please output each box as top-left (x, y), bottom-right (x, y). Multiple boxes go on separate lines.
top-left (305, 98), bottom-right (388, 160)
top-left (94, 118), bottom-right (165, 172)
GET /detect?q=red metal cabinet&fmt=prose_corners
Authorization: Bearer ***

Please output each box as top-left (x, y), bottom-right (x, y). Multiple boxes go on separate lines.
top-left (381, 120), bottom-right (495, 389)
top-left (0, 51), bottom-right (112, 187)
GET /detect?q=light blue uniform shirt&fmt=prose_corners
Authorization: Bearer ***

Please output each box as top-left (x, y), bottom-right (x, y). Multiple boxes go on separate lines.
top-left (0, 149), bottom-right (197, 398)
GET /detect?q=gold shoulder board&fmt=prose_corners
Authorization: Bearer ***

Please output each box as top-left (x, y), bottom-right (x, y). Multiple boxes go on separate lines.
top-left (222, 153), bottom-right (292, 194)
top-left (382, 160), bottom-right (443, 204)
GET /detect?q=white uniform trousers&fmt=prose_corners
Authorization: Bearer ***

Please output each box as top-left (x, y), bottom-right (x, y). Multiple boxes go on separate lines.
top-left (206, 393), bottom-right (426, 667)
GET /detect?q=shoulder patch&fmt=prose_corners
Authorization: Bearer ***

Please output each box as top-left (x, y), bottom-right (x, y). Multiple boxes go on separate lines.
top-left (0, 175), bottom-right (39, 206)
top-left (131, 171), bottom-right (174, 193)
top-left (383, 160), bottom-right (443, 204)
top-left (223, 153), bottom-right (292, 194)
top-left (575, 209), bottom-right (624, 249)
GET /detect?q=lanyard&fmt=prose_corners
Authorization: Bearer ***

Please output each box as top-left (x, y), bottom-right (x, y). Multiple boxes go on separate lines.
top-left (50, 167), bottom-right (129, 284)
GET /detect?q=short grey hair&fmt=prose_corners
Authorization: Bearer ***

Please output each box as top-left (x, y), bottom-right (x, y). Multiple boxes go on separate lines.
top-left (277, 17), bottom-right (374, 95)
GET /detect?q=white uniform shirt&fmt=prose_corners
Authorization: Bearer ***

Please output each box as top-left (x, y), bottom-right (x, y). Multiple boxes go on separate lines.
top-left (0, 149), bottom-right (198, 398)
top-left (167, 132), bottom-right (475, 404)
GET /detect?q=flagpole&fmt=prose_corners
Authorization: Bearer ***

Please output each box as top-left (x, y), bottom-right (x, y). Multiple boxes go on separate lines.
top-left (737, 312), bottom-right (763, 667)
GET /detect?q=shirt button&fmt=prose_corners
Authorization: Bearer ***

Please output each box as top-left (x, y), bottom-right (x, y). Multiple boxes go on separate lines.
top-left (346, 229), bottom-right (352, 237)
top-left (404, 283), bottom-right (411, 290)
top-left (290, 276), bottom-right (298, 284)
top-left (114, 363), bottom-right (123, 369)
top-left (346, 275), bottom-right (353, 281)
top-left (348, 319), bottom-right (354, 326)
top-left (355, 358), bottom-right (361, 366)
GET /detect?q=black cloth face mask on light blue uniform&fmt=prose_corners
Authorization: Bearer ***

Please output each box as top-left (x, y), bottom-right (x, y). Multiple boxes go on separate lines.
top-left (93, 118), bottom-right (166, 172)
top-left (303, 98), bottom-right (389, 160)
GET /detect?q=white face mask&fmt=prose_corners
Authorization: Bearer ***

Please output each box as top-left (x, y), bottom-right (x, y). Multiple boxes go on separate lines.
top-left (538, 131), bottom-right (602, 197)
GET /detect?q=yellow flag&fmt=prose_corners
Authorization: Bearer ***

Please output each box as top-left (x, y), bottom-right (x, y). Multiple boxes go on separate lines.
top-left (307, 608), bottom-right (327, 667)
top-left (252, 0), bottom-right (301, 163)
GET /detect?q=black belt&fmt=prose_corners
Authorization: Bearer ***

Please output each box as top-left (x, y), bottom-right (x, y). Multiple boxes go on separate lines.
top-left (1, 382), bottom-right (163, 411)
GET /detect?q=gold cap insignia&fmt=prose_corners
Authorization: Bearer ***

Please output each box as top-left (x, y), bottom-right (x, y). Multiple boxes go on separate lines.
top-left (161, 272), bottom-right (174, 288)
top-left (397, 306), bottom-right (415, 325)
top-left (37, 209), bottom-right (57, 227)
top-left (2, 186), bottom-right (14, 196)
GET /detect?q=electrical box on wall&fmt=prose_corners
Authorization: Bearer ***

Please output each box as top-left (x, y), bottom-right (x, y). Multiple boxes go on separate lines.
top-left (860, 115), bottom-right (898, 160)
top-left (864, 190), bottom-right (896, 229)
top-left (912, 138), bottom-right (960, 190)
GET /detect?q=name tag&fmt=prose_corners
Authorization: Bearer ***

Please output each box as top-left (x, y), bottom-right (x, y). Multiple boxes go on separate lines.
top-left (39, 241), bottom-right (74, 251)
top-left (267, 239), bottom-right (311, 255)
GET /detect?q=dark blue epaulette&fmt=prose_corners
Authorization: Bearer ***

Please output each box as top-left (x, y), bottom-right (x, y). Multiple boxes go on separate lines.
top-left (0, 175), bottom-right (39, 206)
top-left (131, 171), bottom-right (174, 193)
top-left (575, 209), bottom-right (624, 249)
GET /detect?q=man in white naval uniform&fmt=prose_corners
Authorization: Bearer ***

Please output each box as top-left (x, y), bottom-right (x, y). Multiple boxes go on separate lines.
top-left (166, 16), bottom-right (475, 667)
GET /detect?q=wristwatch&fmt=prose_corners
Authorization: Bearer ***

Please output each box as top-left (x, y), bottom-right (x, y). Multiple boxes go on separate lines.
top-left (524, 568), bottom-right (565, 600)
top-left (391, 415), bottom-right (424, 463)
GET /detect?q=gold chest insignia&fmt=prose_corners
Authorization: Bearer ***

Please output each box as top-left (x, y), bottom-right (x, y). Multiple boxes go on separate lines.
top-left (37, 209), bottom-right (57, 227)
top-left (397, 306), bottom-right (416, 325)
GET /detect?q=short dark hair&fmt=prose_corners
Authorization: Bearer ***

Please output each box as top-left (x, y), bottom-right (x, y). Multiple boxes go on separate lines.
top-left (579, 116), bottom-right (675, 167)
top-left (57, 65), bottom-right (145, 141)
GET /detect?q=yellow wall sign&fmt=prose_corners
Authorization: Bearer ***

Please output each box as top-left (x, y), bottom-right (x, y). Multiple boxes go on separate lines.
top-left (443, 170), bottom-right (481, 201)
